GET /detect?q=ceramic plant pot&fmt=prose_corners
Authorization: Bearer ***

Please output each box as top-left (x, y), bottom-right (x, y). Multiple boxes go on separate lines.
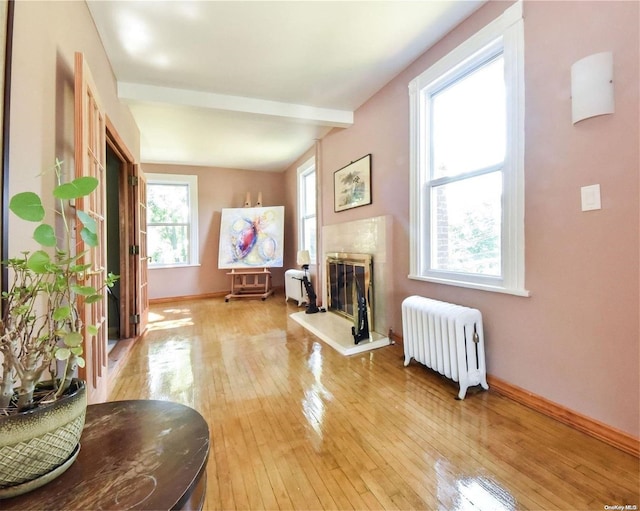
top-left (0, 379), bottom-right (87, 499)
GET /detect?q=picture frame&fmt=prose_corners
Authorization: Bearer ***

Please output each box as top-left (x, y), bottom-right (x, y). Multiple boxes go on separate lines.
top-left (333, 154), bottom-right (372, 212)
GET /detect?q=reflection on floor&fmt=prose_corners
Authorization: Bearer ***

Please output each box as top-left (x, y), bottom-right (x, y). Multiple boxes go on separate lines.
top-left (290, 310), bottom-right (390, 356)
top-left (108, 297), bottom-right (640, 510)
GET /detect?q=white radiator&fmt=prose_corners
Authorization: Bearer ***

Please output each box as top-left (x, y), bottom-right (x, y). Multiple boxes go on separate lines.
top-left (285, 269), bottom-right (307, 306)
top-left (401, 295), bottom-right (489, 399)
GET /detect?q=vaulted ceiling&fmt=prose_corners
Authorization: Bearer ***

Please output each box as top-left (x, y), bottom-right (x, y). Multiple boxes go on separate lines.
top-left (87, 1), bottom-right (485, 171)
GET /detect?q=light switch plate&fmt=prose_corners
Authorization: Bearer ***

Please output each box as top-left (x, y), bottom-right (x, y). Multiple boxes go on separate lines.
top-left (581, 184), bottom-right (601, 211)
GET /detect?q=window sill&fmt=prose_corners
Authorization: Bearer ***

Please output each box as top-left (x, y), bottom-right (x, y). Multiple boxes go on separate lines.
top-left (150, 263), bottom-right (201, 270)
top-left (408, 273), bottom-right (530, 297)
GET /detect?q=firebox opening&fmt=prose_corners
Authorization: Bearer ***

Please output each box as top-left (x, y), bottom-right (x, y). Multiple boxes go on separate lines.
top-left (326, 253), bottom-right (373, 340)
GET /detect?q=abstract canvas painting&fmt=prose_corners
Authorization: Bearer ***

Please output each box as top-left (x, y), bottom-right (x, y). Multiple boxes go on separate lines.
top-left (218, 206), bottom-right (285, 269)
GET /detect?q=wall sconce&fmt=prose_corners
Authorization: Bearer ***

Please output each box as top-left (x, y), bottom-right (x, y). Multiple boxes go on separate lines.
top-left (571, 51), bottom-right (614, 124)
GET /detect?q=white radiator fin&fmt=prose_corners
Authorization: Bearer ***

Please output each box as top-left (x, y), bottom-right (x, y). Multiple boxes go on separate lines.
top-left (402, 295), bottom-right (489, 399)
top-left (285, 269), bottom-right (307, 306)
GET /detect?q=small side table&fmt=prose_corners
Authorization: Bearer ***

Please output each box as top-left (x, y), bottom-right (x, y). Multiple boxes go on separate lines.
top-left (2, 400), bottom-right (210, 510)
top-left (225, 268), bottom-right (273, 301)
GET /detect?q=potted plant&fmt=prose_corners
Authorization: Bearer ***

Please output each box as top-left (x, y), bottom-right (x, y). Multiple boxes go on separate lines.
top-left (0, 160), bottom-right (117, 498)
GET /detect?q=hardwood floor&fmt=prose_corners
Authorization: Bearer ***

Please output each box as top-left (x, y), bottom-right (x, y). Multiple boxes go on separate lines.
top-left (109, 297), bottom-right (639, 511)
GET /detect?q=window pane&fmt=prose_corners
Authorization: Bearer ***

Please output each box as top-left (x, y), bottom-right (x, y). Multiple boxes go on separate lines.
top-left (431, 56), bottom-right (505, 179)
top-left (302, 171), bottom-right (315, 216)
top-left (148, 183), bottom-right (189, 223)
top-left (149, 225), bottom-right (189, 265)
top-left (302, 217), bottom-right (316, 261)
top-left (431, 172), bottom-right (502, 276)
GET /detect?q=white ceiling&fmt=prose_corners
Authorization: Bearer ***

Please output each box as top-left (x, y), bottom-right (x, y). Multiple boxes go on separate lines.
top-left (87, 1), bottom-right (485, 172)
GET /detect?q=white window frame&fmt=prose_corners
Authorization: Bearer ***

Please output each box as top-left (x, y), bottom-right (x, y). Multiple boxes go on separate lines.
top-left (146, 173), bottom-right (200, 269)
top-left (408, 1), bottom-right (528, 297)
top-left (297, 157), bottom-right (317, 264)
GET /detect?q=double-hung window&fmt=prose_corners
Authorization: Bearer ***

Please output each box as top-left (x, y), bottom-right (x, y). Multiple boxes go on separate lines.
top-left (146, 173), bottom-right (199, 268)
top-left (297, 157), bottom-right (317, 263)
top-left (409, 2), bottom-right (528, 296)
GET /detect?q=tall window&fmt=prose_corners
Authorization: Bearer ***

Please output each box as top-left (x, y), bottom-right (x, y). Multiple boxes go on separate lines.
top-left (409, 2), bottom-right (527, 296)
top-left (146, 173), bottom-right (199, 268)
top-left (297, 157), bottom-right (316, 263)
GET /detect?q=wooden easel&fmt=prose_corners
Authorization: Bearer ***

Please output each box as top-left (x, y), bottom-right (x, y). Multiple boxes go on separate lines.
top-left (224, 268), bottom-right (273, 302)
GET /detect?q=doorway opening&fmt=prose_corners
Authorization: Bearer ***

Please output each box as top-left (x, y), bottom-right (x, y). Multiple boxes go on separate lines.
top-left (106, 144), bottom-right (122, 354)
top-left (103, 121), bottom-right (148, 383)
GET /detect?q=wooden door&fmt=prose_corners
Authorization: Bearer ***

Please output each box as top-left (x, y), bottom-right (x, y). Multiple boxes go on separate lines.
top-left (133, 164), bottom-right (149, 335)
top-left (74, 52), bottom-right (108, 404)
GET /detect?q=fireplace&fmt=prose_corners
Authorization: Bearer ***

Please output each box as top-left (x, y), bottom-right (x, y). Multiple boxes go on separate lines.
top-left (326, 252), bottom-right (373, 332)
top-left (289, 217), bottom-right (390, 356)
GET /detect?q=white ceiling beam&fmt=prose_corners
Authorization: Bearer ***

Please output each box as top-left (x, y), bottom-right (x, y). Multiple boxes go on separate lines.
top-left (118, 82), bottom-right (353, 128)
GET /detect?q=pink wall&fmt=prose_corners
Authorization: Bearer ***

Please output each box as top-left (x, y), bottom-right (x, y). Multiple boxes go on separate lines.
top-left (8, 1), bottom-right (140, 257)
top-left (316, 1), bottom-right (639, 436)
top-left (145, 164), bottom-right (287, 300)
top-left (15, 0), bottom-right (638, 440)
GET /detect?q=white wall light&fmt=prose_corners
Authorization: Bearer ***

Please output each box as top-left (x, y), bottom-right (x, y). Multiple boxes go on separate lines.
top-left (571, 51), bottom-right (615, 124)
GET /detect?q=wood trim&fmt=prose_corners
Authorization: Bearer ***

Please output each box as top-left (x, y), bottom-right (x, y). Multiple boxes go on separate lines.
top-left (487, 375), bottom-right (639, 457)
top-left (150, 291), bottom-right (230, 304)
top-left (107, 337), bottom-right (136, 385)
top-left (1, 0), bottom-right (14, 299)
top-left (105, 116), bottom-right (139, 339)
top-left (105, 116), bottom-right (135, 163)
top-left (149, 286), bottom-right (286, 305)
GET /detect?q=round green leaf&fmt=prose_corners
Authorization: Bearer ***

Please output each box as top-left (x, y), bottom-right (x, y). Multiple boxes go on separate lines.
top-left (33, 223), bottom-right (57, 247)
top-left (71, 284), bottom-right (96, 296)
top-left (70, 263), bottom-right (92, 273)
top-left (52, 305), bottom-right (71, 321)
top-left (9, 192), bottom-right (45, 222)
top-left (55, 347), bottom-right (71, 361)
top-left (76, 356), bottom-right (86, 368)
top-left (80, 226), bottom-right (98, 247)
top-left (70, 346), bottom-right (83, 356)
top-left (85, 294), bottom-right (104, 304)
top-left (63, 331), bottom-right (83, 347)
top-left (77, 210), bottom-right (97, 233)
top-left (86, 324), bottom-right (99, 336)
top-left (53, 177), bottom-right (99, 200)
top-left (27, 250), bottom-right (51, 273)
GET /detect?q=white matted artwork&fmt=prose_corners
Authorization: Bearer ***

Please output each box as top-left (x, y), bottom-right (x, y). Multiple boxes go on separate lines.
top-left (334, 154), bottom-right (372, 212)
top-left (218, 206), bottom-right (285, 269)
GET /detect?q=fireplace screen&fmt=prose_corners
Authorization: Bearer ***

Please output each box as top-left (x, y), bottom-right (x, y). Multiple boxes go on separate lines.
top-left (326, 253), bottom-right (373, 326)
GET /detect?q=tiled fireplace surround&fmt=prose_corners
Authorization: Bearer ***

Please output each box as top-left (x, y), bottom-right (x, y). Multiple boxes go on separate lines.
top-left (321, 215), bottom-right (392, 337)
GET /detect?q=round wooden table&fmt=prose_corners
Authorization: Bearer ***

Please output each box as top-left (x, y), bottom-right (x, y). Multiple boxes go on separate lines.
top-left (2, 400), bottom-right (210, 510)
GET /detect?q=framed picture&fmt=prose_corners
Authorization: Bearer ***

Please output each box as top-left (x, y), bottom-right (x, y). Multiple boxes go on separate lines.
top-left (334, 154), bottom-right (372, 212)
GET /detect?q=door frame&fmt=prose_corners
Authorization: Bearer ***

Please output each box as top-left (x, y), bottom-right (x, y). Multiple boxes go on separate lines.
top-left (105, 117), bottom-right (138, 340)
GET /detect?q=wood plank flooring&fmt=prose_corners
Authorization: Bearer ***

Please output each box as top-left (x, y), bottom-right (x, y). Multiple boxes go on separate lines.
top-left (109, 297), bottom-right (639, 511)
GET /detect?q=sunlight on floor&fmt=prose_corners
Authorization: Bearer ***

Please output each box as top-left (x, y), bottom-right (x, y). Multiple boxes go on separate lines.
top-left (147, 311), bottom-right (194, 332)
top-left (436, 459), bottom-right (516, 511)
